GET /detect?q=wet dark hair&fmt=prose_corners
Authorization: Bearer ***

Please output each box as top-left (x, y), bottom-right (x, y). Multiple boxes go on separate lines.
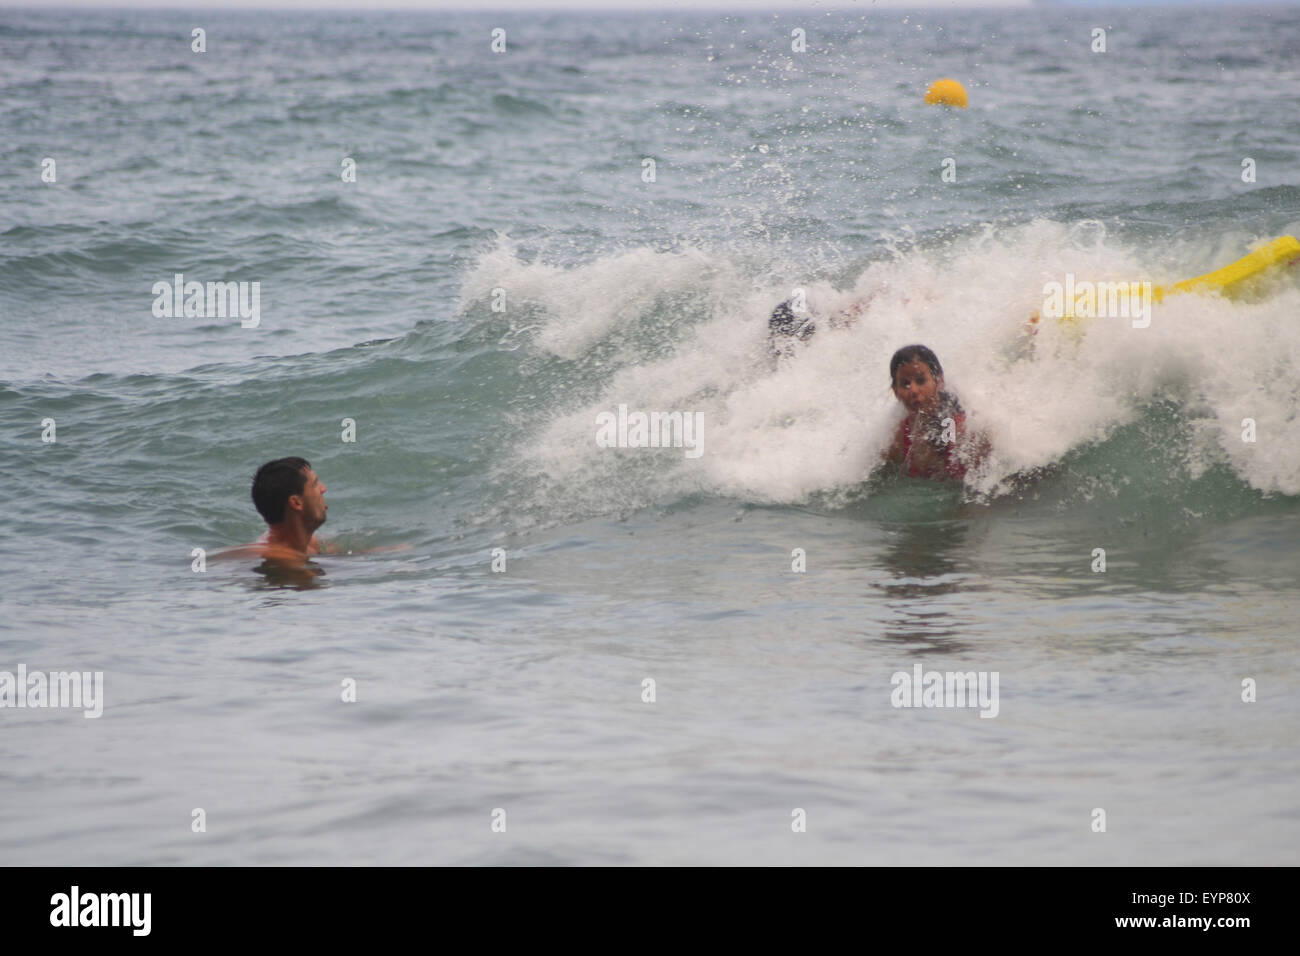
top-left (889, 345), bottom-right (963, 446)
top-left (889, 344), bottom-right (943, 384)
top-left (251, 457), bottom-right (311, 525)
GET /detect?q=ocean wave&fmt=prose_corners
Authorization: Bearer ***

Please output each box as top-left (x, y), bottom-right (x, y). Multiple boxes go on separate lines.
top-left (449, 224), bottom-right (1300, 526)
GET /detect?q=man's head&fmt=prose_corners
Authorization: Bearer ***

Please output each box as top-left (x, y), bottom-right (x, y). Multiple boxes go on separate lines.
top-left (251, 457), bottom-right (327, 531)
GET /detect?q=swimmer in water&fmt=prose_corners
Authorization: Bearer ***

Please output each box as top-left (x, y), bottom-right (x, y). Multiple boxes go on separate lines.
top-left (214, 456), bottom-right (338, 564)
top-left (767, 287), bottom-right (891, 357)
top-left (882, 345), bottom-right (988, 480)
top-left (212, 456), bottom-right (410, 572)
top-left (768, 296), bottom-right (865, 355)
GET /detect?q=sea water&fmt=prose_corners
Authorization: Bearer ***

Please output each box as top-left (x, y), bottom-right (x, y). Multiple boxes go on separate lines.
top-left (1, 6), bottom-right (1297, 865)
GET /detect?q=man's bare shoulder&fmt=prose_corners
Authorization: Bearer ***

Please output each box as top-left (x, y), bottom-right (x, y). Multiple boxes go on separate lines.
top-left (211, 534), bottom-right (407, 564)
top-left (210, 538), bottom-right (310, 564)
top-left (209, 541), bottom-right (265, 561)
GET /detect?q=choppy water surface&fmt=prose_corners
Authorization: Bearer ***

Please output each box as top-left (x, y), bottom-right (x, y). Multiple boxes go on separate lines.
top-left (1, 6), bottom-right (1298, 865)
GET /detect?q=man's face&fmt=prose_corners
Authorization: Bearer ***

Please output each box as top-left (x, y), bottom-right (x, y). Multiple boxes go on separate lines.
top-left (293, 468), bottom-right (328, 531)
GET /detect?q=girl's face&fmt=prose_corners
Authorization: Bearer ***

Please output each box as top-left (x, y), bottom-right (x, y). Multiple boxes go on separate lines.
top-left (892, 360), bottom-right (942, 414)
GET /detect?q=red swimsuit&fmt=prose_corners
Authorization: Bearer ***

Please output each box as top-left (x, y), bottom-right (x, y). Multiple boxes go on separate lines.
top-left (896, 413), bottom-right (967, 480)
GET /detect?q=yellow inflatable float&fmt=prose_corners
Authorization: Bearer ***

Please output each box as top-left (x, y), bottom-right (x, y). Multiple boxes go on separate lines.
top-left (1150, 235), bottom-right (1299, 304)
top-left (1030, 235), bottom-right (1299, 327)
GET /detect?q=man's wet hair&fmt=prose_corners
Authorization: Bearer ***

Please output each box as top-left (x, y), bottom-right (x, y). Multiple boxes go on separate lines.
top-left (251, 457), bottom-right (312, 525)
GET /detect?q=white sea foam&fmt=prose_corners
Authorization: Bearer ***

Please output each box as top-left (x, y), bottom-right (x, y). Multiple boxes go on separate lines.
top-left (462, 222), bottom-right (1300, 511)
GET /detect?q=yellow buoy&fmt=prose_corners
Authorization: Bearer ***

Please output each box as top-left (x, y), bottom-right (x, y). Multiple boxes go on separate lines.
top-left (924, 78), bottom-right (968, 108)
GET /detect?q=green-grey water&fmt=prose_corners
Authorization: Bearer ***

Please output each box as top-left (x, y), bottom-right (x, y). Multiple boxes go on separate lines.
top-left (1, 6), bottom-right (1298, 865)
